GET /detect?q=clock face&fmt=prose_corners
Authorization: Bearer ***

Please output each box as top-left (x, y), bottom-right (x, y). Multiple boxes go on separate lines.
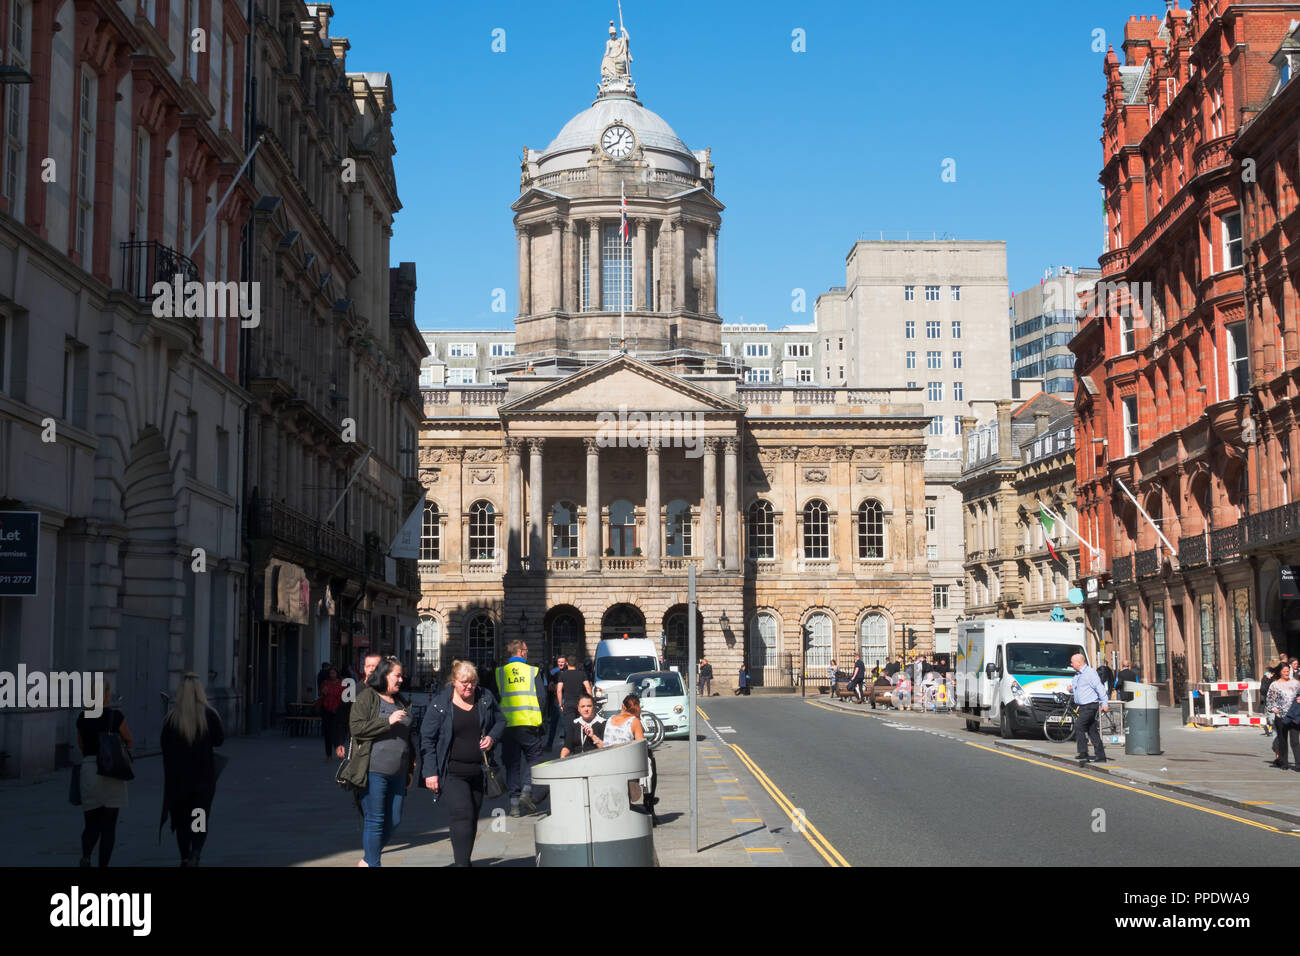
top-left (601, 124), bottom-right (635, 158)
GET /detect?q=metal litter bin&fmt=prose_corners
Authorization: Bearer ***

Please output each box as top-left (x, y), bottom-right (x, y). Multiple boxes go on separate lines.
top-left (1124, 681), bottom-right (1162, 755)
top-left (532, 738), bottom-right (654, 867)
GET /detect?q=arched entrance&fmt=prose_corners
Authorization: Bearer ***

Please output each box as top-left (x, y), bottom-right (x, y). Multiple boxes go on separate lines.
top-left (601, 603), bottom-right (646, 641)
top-left (545, 605), bottom-right (587, 666)
top-left (661, 604), bottom-right (704, 671)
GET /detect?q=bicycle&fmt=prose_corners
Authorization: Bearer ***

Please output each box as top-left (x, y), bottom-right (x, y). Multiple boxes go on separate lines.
top-left (1042, 692), bottom-right (1121, 742)
top-left (592, 688), bottom-right (665, 750)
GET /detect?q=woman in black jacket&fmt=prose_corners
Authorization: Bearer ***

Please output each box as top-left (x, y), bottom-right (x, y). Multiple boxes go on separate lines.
top-left (159, 673), bottom-right (224, 866)
top-left (419, 660), bottom-right (505, 866)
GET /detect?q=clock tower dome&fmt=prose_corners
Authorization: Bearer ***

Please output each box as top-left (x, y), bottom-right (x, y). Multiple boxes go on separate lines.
top-left (505, 18), bottom-right (726, 375)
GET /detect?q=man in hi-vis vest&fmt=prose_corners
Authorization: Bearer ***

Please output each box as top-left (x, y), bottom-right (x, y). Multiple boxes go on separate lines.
top-left (497, 639), bottom-right (549, 816)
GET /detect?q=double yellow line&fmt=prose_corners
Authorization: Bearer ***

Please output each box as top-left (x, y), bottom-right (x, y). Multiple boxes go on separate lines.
top-left (727, 744), bottom-right (851, 867)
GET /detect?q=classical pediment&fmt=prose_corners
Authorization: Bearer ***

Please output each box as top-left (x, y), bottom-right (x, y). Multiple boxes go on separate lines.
top-left (500, 355), bottom-right (743, 415)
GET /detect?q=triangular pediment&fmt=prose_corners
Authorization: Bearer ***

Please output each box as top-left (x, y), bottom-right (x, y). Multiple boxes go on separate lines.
top-left (501, 355), bottom-right (743, 415)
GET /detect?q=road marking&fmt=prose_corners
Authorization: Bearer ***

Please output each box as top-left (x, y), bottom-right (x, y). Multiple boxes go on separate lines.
top-left (697, 706), bottom-right (710, 720)
top-left (715, 726), bottom-right (737, 733)
top-left (964, 741), bottom-right (1298, 836)
top-left (727, 744), bottom-right (851, 867)
top-left (721, 795), bottom-right (748, 800)
top-left (745, 847), bottom-right (784, 853)
top-left (1242, 801), bottom-right (1275, 806)
top-left (716, 778), bottom-right (738, 782)
top-left (732, 818), bottom-right (763, 823)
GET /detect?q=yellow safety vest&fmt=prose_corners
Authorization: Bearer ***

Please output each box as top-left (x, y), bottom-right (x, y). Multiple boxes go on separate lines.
top-left (496, 661), bottom-right (542, 728)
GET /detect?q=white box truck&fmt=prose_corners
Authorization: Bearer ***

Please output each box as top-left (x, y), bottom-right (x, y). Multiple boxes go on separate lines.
top-left (954, 619), bottom-right (1087, 738)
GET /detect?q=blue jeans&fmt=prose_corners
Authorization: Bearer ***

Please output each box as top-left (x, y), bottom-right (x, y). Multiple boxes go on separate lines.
top-left (360, 771), bottom-right (407, 867)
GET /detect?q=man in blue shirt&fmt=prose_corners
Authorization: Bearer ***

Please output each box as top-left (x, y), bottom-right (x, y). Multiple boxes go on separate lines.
top-left (1070, 653), bottom-right (1110, 764)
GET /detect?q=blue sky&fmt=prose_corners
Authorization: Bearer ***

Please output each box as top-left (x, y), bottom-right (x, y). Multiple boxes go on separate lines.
top-left (328, 0), bottom-right (1153, 331)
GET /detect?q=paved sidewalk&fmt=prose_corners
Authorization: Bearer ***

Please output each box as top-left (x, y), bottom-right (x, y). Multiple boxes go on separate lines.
top-left (816, 695), bottom-right (1300, 828)
top-left (0, 721), bottom-right (790, 866)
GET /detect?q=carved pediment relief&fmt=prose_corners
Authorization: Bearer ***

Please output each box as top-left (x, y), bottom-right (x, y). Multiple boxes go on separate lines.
top-left (470, 469), bottom-right (496, 484)
top-left (857, 467), bottom-right (881, 483)
top-left (803, 467), bottom-right (829, 483)
top-left (419, 467), bottom-right (441, 486)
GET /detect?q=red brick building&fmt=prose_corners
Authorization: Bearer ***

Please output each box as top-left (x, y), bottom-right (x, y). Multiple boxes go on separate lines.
top-left (1074, 2), bottom-right (1300, 703)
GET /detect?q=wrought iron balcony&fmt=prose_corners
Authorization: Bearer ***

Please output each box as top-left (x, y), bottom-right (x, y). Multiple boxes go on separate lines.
top-left (1135, 548), bottom-right (1160, 578)
top-left (252, 500), bottom-right (364, 574)
top-left (1244, 500), bottom-right (1300, 551)
top-left (1112, 554), bottom-right (1133, 585)
top-left (1210, 524), bottom-right (1241, 563)
top-left (1178, 533), bottom-right (1207, 568)
top-left (120, 240), bottom-right (200, 301)
top-left (395, 558), bottom-right (419, 594)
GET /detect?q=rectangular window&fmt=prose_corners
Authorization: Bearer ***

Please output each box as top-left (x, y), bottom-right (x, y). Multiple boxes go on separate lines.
top-left (927, 544), bottom-right (938, 560)
top-left (905, 351), bottom-right (916, 370)
top-left (1222, 211), bottom-right (1242, 269)
top-left (744, 367), bottom-right (772, 383)
top-left (785, 342), bottom-right (811, 358)
top-left (1122, 396), bottom-right (1139, 455)
top-left (490, 342), bottom-right (514, 357)
top-left (905, 321), bottom-right (915, 339)
top-left (926, 350), bottom-right (941, 370)
top-left (1198, 592), bottom-right (1218, 683)
top-left (221, 38), bottom-right (234, 130)
top-left (580, 231), bottom-right (590, 310)
top-left (925, 505), bottom-right (936, 532)
top-left (447, 369), bottom-right (476, 385)
top-left (3, 1), bottom-right (29, 213)
top-left (933, 585), bottom-right (949, 609)
top-left (929, 418), bottom-right (943, 436)
top-left (926, 320), bottom-right (941, 339)
top-left (419, 366), bottom-right (435, 388)
top-left (1120, 311), bottom-right (1135, 353)
top-left (904, 285), bottom-right (915, 301)
top-left (797, 368), bottom-right (813, 383)
top-left (953, 381), bottom-right (963, 401)
top-left (925, 285), bottom-right (940, 301)
top-left (906, 381), bottom-right (916, 389)
top-left (133, 128), bottom-right (149, 238)
top-left (448, 343), bottom-right (476, 358)
top-left (927, 381), bottom-right (943, 401)
top-left (76, 67), bottom-right (96, 258)
top-left (722, 343), bottom-right (731, 357)
top-left (61, 341), bottom-right (88, 428)
top-left (602, 224), bottom-right (631, 310)
top-left (952, 350), bottom-right (962, 369)
top-left (744, 342), bottom-right (771, 359)
top-left (951, 321), bottom-right (962, 339)
top-left (1231, 587), bottom-right (1253, 681)
top-left (951, 286), bottom-right (961, 301)
top-left (953, 416), bottom-right (963, 435)
top-left (1227, 322), bottom-right (1248, 397)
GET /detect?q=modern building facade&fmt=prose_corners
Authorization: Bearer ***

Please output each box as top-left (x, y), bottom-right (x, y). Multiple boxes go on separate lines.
top-left (1075, 2), bottom-right (1300, 704)
top-left (1011, 267), bottom-right (1100, 396)
top-left (957, 394), bottom-right (1084, 629)
top-left (0, 0), bottom-right (251, 775)
top-left (415, 23), bottom-right (935, 690)
top-left (240, 1), bottom-right (426, 731)
top-left (816, 240), bottom-right (1014, 655)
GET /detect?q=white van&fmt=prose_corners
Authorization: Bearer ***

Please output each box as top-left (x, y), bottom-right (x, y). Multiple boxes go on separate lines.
top-left (592, 637), bottom-right (661, 700)
top-left (954, 619), bottom-right (1087, 738)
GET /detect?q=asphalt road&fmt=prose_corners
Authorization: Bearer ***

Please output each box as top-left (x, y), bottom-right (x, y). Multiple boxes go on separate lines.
top-left (700, 695), bottom-right (1288, 866)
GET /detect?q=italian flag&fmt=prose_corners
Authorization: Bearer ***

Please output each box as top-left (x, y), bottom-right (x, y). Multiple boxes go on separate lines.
top-left (1039, 503), bottom-right (1064, 565)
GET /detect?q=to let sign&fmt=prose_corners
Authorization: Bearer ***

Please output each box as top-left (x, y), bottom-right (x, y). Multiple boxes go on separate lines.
top-left (0, 511), bottom-right (39, 596)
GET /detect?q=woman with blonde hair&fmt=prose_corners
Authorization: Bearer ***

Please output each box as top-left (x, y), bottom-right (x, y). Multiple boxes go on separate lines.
top-left (419, 660), bottom-right (505, 866)
top-left (159, 673), bottom-right (225, 865)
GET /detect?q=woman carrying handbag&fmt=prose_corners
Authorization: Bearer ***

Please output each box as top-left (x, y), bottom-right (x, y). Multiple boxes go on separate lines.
top-left (74, 678), bottom-right (133, 866)
top-left (419, 660), bottom-right (505, 867)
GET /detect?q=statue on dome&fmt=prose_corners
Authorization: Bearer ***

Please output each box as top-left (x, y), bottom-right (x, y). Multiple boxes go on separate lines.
top-left (601, 19), bottom-right (632, 81)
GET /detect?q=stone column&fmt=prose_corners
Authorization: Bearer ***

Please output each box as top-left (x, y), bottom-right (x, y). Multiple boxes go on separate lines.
top-left (585, 437), bottom-right (602, 571)
top-left (633, 218), bottom-right (647, 310)
top-left (702, 437), bottom-right (718, 571)
top-left (723, 436), bottom-right (739, 571)
top-left (528, 437), bottom-right (545, 565)
top-left (706, 226), bottom-right (718, 313)
top-left (550, 218), bottom-right (563, 312)
top-left (564, 218), bottom-right (579, 312)
top-left (588, 219), bottom-right (602, 311)
top-left (646, 439), bottom-right (662, 571)
top-left (673, 219), bottom-right (687, 312)
top-left (517, 227), bottom-right (531, 316)
top-left (506, 437), bottom-right (524, 571)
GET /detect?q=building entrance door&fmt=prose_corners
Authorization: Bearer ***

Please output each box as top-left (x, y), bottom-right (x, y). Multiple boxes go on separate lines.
top-left (117, 615), bottom-right (169, 752)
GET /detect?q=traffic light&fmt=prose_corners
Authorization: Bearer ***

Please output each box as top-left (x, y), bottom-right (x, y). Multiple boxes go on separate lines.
top-left (906, 627), bottom-right (916, 651)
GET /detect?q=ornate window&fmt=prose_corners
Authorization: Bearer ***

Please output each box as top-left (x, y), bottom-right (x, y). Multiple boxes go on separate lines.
top-left (860, 613), bottom-right (889, 670)
top-left (857, 499), bottom-right (884, 560)
top-left (751, 612), bottom-right (779, 669)
top-left (666, 499), bottom-right (692, 557)
top-left (747, 500), bottom-right (775, 560)
top-left (415, 616), bottom-right (441, 687)
top-left (602, 224), bottom-right (632, 310)
top-left (465, 613), bottom-right (495, 670)
top-left (468, 500), bottom-right (495, 561)
top-left (802, 499), bottom-right (830, 559)
top-left (804, 612), bottom-right (833, 673)
top-left (552, 500), bottom-right (578, 557)
top-left (420, 500), bottom-right (440, 561)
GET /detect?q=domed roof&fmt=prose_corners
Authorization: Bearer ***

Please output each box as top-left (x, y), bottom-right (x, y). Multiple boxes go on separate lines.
top-left (544, 95), bottom-right (692, 158)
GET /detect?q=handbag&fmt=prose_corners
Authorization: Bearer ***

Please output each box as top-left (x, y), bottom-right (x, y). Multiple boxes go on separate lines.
top-left (482, 751), bottom-right (506, 798)
top-left (68, 764), bottom-right (82, 806)
top-left (96, 731), bottom-right (134, 781)
top-left (1284, 699), bottom-right (1300, 728)
top-left (335, 735), bottom-right (363, 794)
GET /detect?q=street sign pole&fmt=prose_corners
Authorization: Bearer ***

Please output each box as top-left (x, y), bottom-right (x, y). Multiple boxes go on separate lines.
top-left (688, 565), bottom-right (697, 853)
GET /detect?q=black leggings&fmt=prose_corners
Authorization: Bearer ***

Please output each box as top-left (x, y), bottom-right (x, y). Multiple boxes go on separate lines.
top-left (81, 807), bottom-right (119, 866)
top-left (442, 770), bottom-right (484, 867)
top-left (170, 795), bottom-right (212, 863)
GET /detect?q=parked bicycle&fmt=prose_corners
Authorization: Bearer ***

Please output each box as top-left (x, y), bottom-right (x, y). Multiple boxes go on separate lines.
top-left (1042, 692), bottom-right (1121, 742)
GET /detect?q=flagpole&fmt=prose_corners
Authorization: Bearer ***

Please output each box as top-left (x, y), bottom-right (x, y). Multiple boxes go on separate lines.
top-left (620, 178), bottom-right (626, 348)
top-left (1113, 476), bottom-right (1178, 557)
top-left (1038, 500), bottom-right (1101, 556)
